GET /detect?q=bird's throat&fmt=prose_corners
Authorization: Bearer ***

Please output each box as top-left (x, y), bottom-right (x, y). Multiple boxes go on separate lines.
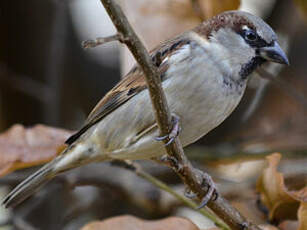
top-left (239, 56), bottom-right (266, 79)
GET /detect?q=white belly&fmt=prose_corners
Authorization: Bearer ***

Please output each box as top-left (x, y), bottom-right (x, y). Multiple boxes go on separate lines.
top-left (90, 44), bottom-right (247, 160)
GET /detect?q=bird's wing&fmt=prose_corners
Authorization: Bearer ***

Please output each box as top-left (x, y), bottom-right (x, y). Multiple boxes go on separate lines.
top-left (65, 35), bottom-right (190, 145)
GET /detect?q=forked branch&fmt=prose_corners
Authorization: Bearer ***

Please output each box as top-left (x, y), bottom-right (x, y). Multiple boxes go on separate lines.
top-left (82, 34), bottom-right (123, 49)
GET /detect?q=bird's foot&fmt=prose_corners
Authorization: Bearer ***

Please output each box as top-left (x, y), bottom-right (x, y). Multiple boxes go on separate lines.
top-left (155, 113), bottom-right (181, 146)
top-left (195, 169), bottom-right (218, 208)
top-left (184, 169), bottom-right (218, 208)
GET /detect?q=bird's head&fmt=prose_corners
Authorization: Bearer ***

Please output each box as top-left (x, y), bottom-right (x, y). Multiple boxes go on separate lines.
top-left (194, 11), bottom-right (289, 80)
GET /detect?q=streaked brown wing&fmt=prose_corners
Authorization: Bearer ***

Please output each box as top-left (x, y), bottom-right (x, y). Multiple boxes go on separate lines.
top-left (65, 35), bottom-right (189, 145)
top-left (65, 69), bottom-right (146, 145)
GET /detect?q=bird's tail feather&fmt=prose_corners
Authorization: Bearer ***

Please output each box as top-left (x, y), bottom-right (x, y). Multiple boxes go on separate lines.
top-left (1, 154), bottom-right (66, 208)
top-left (2, 142), bottom-right (94, 208)
top-left (2, 141), bottom-right (101, 208)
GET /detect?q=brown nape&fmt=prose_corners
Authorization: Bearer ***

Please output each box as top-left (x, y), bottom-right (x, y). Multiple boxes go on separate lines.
top-left (193, 11), bottom-right (255, 39)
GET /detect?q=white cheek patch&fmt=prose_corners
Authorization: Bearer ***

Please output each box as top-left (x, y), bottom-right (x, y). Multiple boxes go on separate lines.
top-left (211, 28), bottom-right (251, 52)
top-left (203, 28), bottom-right (256, 77)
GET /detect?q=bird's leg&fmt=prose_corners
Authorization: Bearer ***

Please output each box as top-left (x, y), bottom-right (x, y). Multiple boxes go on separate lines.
top-left (192, 168), bottom-right (218, 208)
top-left (155, 113), bottom-right (181, 146)
top-left (155, 156), bottom-right (218, 208)
top-left (154, 113), bottom-right (217, 207)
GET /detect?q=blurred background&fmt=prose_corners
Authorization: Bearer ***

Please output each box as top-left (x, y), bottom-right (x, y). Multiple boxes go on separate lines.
top-left (0, 0), bottom-right (306, 229)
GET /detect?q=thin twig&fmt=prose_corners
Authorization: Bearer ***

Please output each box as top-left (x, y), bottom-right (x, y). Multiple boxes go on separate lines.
top-left (112, 160), bottom-right (230, 230)
top-left (98, 1), bottom-right (262, 229)
top-left (82, 34), bottom-right (122, 49)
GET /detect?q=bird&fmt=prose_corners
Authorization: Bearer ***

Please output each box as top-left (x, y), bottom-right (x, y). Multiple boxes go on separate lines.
top-left (2, 10), bottom-right (289, 208)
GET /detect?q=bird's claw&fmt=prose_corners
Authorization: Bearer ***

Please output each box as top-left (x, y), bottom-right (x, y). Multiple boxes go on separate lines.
top-left (197, 185), bottom-right (216, 209)
top-left (155, 113), bottom-right (181, 146)
top-left (154, 135), bottom-right (168, 141)
top-left (184, 169), bottom-right (218, 209)
top-left (196, 170), bottom-right (218, 209)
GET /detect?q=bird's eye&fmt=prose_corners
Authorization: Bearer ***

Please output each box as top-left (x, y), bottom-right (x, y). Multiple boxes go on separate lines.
top-left (244, 30), bottom-right (257, 41)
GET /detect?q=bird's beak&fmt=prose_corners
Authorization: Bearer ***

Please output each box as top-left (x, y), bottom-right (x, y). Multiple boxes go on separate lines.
top-left (259, 41), bottom-right (289, 65)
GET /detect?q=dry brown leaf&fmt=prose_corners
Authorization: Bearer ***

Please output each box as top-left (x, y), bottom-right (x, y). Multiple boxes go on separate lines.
top-left (0, 124), bottom-right (72, 177)
top-left (81, 215), bottom-right (200, 230)
top-left (199, 0), bottom-right (241, 19)
top-left (257, 153), bottom-right (307, 224)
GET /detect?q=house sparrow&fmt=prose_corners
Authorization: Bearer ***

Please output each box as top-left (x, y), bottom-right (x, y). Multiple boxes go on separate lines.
top-left (3, 10), bottom-right (289, 208)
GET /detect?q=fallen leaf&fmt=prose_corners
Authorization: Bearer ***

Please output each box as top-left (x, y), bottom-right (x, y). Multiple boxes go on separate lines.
top-left (257, 153), bottom-right (307, 224)
top-left (0, 124), bottom-right (72, 177)
top-left (81, 215), bottom-right (201, 230)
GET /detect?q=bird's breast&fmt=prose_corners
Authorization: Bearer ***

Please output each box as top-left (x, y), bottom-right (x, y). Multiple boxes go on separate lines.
top-left (91, 42), bottom-right (248, 159)
top-left (163, 55), bottom-right (246, 147)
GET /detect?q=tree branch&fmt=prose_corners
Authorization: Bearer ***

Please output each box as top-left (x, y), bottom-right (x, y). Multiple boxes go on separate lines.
top-left (111, 160), bottom-right (230, 230)
top-left (82, 34), bottom-right (122, 49)
top-left (97, 1), bottom-right (262, 229)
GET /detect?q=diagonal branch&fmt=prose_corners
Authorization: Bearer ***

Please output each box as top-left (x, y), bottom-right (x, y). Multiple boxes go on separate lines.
top-left (111, 160), bottom-right (230, 230)
top-left (98, 1), bottom-right (262, 230)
